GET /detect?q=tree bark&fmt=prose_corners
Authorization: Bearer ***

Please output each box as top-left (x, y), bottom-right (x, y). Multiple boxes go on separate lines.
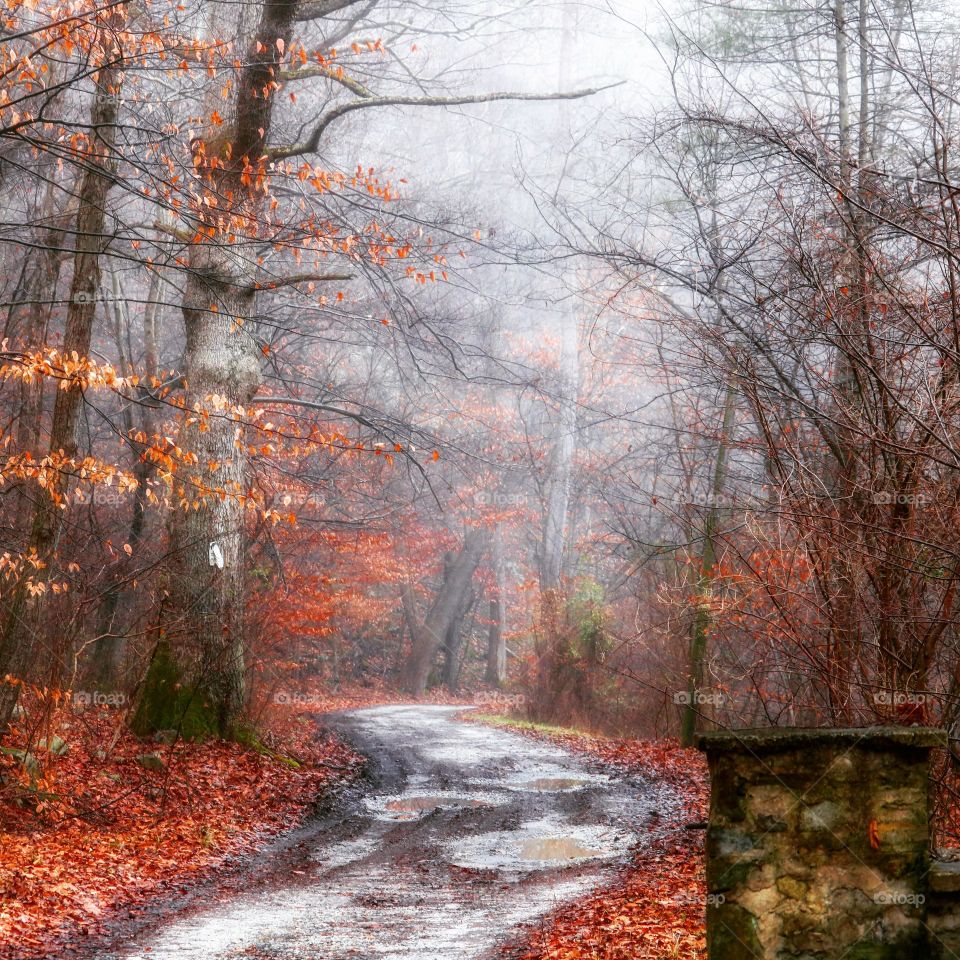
top-left (0, 47), bottom-right (123, 731)
top-left (680, 383), bottom-right (735, 746)
top-left (90, 266), bottom-right (164, 687)
top-left (484, 526), bottom-right (506, 686)
top-left (441, 584), bottom-right (475, 692)
top-left (402, 529), bottom-right (488, 695)
top-left (4, 182), bottom-right (70, 534)
top-left (539, 306), bottom-right (578, 593)
top-left (155, 0), bottom-right (298, 737)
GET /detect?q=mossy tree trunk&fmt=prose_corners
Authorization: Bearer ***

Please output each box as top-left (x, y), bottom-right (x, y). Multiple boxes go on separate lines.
top-left (142, 0), bottom-right (298, 738)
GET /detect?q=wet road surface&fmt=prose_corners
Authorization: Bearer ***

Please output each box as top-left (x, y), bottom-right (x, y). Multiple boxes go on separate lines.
top-left (91, 705), bottom-right (670, 960)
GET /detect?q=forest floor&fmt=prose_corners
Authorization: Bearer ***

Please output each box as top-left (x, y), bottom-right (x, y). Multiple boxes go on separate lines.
top-left (469, 715), bottom-right (709, 960)
top-left (68, 703), bottom-right (678, 960)
top-left (0, 683), bottom-right (459, 959)
top-left (2, 696), bottom-right (709, 960)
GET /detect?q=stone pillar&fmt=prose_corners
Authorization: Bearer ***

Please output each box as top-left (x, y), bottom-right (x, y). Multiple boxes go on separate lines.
top-left (696, 727), bottom-right (946, 959)
top-left (928, 862), bottom-right (960, 960)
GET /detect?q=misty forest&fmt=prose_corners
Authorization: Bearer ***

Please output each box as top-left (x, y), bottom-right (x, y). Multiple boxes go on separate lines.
top-left (2, 0), bottom-right (960, 957)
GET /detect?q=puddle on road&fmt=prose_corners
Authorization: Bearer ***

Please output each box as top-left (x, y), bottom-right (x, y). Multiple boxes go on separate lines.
top-left (367, 790), bottom-right (505, 822)
top-left (519, 837), bottom-right (602, 861)
top-left (513, 777), bottom-right (592, 791)
top-left (445, 820), bottom-right (629, 872)
top-left (386, 796), bottom-right (489, 813)
top-left (470, 771), bottom-right (608, 795)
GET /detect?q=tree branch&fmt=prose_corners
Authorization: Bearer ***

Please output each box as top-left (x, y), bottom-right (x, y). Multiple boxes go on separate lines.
top-left (268, 82), bottom-right (624, 160)
top-left (279, 64), bottom-right (375, 99)
top-left (294, 0), bottom-right (369, 22)
top-left (252, 396), bottom-right (386, 436)
top-left (249, 272), bottom-right (354, 292)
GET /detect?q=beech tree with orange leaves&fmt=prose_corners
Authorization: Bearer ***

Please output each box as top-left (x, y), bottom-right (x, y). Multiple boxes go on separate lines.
top-left (0, 0), bottom-right (609, 739)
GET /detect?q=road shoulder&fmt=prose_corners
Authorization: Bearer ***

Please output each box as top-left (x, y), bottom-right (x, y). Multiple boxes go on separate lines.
top-left (466, 713), bottom-right (709, 960)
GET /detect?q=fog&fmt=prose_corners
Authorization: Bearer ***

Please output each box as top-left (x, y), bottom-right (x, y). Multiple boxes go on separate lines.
top-left (5, 0), bottom-right (960, 955)
top-left (1, 0), bottom-right (959, 805)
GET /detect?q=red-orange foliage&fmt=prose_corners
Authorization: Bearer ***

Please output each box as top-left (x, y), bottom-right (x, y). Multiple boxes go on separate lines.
top-left (0, 703), bottom-right (364, 959)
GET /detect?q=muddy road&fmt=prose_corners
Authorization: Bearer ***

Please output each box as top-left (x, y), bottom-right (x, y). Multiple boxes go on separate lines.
top-left (93, 705), bottom-right (672, 960)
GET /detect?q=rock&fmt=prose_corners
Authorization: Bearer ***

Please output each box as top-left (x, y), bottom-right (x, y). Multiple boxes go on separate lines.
top-left (930, 862), bottom-right (960, 894)
top-left (1, 746), bottom-right (39, 778)
top-left (38, 735), bottom-right (69, 756)
top-left (776, 876), bottom-right (807, 900)
top-left (136, 752), bottom-right (166, 771)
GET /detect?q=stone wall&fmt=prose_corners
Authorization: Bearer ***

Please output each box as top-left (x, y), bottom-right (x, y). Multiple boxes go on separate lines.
top-left (928, 862), bottom-right (960, 960)
top-left (696, 727), bottom-right (948, 959)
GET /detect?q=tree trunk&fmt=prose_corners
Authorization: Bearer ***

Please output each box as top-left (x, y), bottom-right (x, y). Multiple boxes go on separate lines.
top-left (442, 585), bottom-right (475, 692)
top-left (680, 383), bottom-right (736, 746)
top-left (0, 51), bottom-right (123, 731)
top-left (484, 526), bottom-right (506, 686)
top-left (824, 0), bottom-right (870, 723)
top-left (484, 595), bottom-right (505, 687)
top-left (161, 270), bottom-right (261, 735)
top-left (539, 306), bottom-right (578, 594)
top-left (402, 529), bottom-right (488, 695)
top-left (5, 183), bottom-right (69, 534)
top-left (536, 305), bottom-right (578, 670)
top-left (148, 0), bottom-right (298, 737)
top-left (538, 0), bottom-right (580, 598)
top-left (90, 267), bottom-right (163, 687)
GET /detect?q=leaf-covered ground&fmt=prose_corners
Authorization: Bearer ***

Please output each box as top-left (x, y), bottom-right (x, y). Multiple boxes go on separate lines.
top-left (0, 686), bottom-right (403, 959)
top-left (3, 697), bottom-right (707, 960)
top-left (471, 716), bottom-right (709, 960)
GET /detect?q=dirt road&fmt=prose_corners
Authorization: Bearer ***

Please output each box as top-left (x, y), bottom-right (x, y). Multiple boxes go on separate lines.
top-left (92, 705), bottom-right (669, 960)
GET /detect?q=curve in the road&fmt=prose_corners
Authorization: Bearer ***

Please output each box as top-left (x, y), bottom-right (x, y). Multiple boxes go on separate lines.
top-left (98, 705), bottom-right (669, 960)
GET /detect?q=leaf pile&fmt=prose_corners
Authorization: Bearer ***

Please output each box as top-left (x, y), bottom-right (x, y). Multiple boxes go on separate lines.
top-left (0, 705), bottom-right (364, 959)
top-left (503, 834), bottom-right (707, 960)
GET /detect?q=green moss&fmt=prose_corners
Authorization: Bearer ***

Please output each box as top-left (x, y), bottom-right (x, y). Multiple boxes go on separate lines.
top-left (709, 903), bottom-right (761, 957)
top-left (469, 713), bottom-right (597, 740)
top-left (131, 641), bottom-right (219, 741)
top-left (232, 724), bottom-right (261, 748)
top-left (232, 724), bottom-right (301, 766)
top-left (839, 929), bottom-right (929, 959)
